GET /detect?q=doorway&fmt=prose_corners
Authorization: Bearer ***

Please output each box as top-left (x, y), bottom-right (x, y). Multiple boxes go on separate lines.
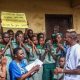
top-left (45, 14), bottom-right (73, 38)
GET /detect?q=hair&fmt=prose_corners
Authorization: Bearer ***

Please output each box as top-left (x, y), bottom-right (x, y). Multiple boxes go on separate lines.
top-left (7, 29), bottom-right (14, 34)
top-left (31, 34), bottom-right (37, 40)
top-left (56, 33), bottom-right (63, 38)
top-left (37, 33), bottom-right (44, 39)
top-left (27, 29), bottom-right (33, 34)
top-left (45, 38), bottom-right (51, 43)
top-left (15, 30), bottom-right (23, 38)
top-left (66, 31), bottom-right (77, 40)
top-left (2, 32), bottom-right (10, 38)
top-left (58, 56), bottom-right (65, 62)
top-left (13, 47), bottom-right (22, 55)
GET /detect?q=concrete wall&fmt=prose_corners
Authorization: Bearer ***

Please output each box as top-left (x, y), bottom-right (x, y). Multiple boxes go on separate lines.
top-left (0, 0), bottom-right (80, 34)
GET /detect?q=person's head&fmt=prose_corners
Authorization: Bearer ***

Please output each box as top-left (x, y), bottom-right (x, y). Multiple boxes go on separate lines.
top-left (13, 47), bottom-right (24, 61)
top-left (31, 35), bottom-right (38, 45)
top-left (24, 34), bottom-right (29, 43)
top-left (27, 29), bottom-right (33, 39)
top-left (45, 38), bottom-right (52, 44)
top-left (7, 29), bottom-right (14, 40)
top-left (45, 38), bottom-right (53, 49)
top-left (15, 30), bottom-right (24, 42)
top-left (56, 33), bottom-right (63, 43)
top-left (0, 34), bottom-right (3, 43)
top-left (2, 32), bottom-right (10, 44)
top-left (38, 37), bottom-right (45, 46)
top-left (37, 33), bottom-right (44, 39)
top-left (59, 57), bottom-right (65, 68)
top-left (65, 31), bottom-right (77, 45)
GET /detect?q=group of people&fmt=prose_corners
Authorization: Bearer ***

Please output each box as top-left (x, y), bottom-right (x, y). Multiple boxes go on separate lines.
top-left (0, 28), bottom-right (80, 80)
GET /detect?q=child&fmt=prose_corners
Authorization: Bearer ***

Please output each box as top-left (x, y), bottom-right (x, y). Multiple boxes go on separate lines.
top-left (54, 57), bottom-right (65, 80)
top-left (42, 38), bottom-right (57, 80)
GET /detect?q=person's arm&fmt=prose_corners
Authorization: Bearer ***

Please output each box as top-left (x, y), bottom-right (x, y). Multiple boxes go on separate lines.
top-left (20, 41), bottom-right (30, 53)
top-left (17, 65), bottom-right (40, 80)
top-left (0, 57), bottom-right (7, 80)
top-left (54, 67), bottom-right (80, 75)
top-left (2, 39), bottom-right (11, 55)
top-left (9, 38), bottom-right (14, 58)
top-left (49, 51), bottom-right (57, 61)
top-left (41, 49), bottom-right (48, 61)
top-left (63, 69), bottom-right (80, 74)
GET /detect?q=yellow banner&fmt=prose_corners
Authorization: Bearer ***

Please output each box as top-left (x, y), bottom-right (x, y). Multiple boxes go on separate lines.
top-left (1, 12), bottom-right (28, 28)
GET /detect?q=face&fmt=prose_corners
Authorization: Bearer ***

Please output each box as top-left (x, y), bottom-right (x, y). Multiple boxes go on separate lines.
top-left (28, 30), bottom-right (33, 37)
top-left (56, 34), bottom-right (62, 43)
top-left (3, 34), bottom-right (10, 43)
top-left (65, 33), bottom-right (72, 45)
top-left (59, 57), bottom-right (65, 68)
top-left (32, 36), bottom-right (38, 45)
top-left (16, 49), bottom-right (24, 61)
top-left (39, 38), bottom-right (45, 45)
top-left (9, 32), bottom-right (14, 40)
top-left (17, 34), bottom-right (24, 42)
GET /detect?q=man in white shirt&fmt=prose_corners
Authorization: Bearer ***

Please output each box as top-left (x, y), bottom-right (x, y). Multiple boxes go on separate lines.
top-left (54, 31), bottom-right (80, 80)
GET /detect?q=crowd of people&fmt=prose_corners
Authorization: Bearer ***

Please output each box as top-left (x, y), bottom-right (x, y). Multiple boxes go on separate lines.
top-left (0, 28), bottom-right (80, 80)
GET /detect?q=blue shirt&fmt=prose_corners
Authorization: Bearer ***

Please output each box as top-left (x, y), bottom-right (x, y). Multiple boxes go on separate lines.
top-left (9, 59), bottom-right (28, 80)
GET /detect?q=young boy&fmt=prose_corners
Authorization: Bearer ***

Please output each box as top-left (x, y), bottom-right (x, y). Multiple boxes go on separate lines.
top-left (54, 57), bottom-right (65, 80)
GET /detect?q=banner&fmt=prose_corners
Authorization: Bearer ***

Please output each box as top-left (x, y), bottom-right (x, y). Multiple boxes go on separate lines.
top-left (1, 12), bottom-right (28, 28)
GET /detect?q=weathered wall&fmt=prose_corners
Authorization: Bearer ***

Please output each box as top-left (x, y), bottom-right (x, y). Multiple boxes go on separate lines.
top-left (0, 0), bottom-right (80, 33)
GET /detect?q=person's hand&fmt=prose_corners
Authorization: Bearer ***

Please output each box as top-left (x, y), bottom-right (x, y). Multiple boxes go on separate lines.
top-left (7, 39), bottom-right (11, 46)
top-left (54, 67), bottom-right (63, 74)
top-left (57, 43), bottom-right (64, 50)
top-left (1, 56), bottom-right (7, 66)
top-left (30, 65), bottom-right (40, 73)
top-left (56, 47), bottom-right (60, 53)
top-left (54, 68), bottom-right (58, 74)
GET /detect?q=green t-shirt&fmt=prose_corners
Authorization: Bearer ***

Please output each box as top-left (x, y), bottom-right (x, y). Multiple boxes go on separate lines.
top-left (37, 44), bottom-right (56, 64)
top-left (25, 43), bottom-right (38, 62)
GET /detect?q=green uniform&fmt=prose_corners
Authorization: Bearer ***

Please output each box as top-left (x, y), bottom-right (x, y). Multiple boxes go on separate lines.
top-left (42, 44), bottom-right (56, 80)
top-left (37, 45), bottom-right (45, 80)
top-left (25, 44), bottom-right (40, 80)
top-left (0, 43), bottom-right (5, 50)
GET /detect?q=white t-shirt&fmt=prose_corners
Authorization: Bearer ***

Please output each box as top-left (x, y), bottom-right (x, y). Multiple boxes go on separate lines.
top-left (64, 44), bottom-right (80, 80)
